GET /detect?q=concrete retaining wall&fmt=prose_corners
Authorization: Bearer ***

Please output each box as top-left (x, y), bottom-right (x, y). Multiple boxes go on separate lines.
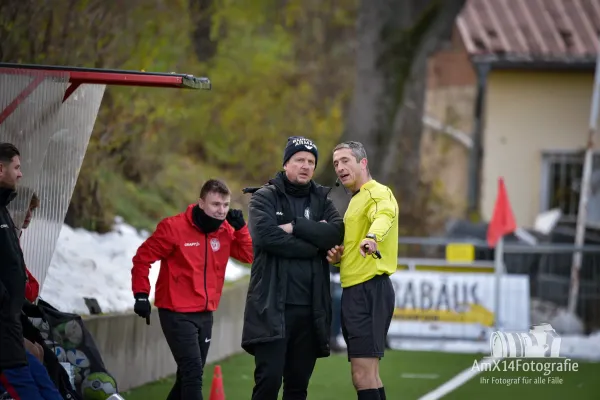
top-left (82, 281), bottom-right (248, 391)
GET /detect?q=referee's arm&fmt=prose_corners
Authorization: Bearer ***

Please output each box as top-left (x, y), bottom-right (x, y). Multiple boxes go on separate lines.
top-left (366, 196), bottom-right (397, 242)
top-left (248, 191), bottom-right (320, 259)
top-left (292, 198), bottom-right (344, 250)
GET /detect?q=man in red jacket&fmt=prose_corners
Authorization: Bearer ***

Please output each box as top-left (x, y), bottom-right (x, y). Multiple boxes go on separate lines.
top-left (19, 190), bottom-right (40, 303)
top-left (131, 179), bottom-right (253, 400)
top-left (18, 190), bottom-right (44, 359)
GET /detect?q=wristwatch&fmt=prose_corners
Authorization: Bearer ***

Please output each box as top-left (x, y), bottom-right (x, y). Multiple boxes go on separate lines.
top-left (366, 233), bottom-right (377, 241)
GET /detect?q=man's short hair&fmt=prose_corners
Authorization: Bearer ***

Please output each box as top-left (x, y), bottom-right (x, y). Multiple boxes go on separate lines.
top-left (0, 142), bottom-right (20, 164)
top-left (199, 179), bottom-right (231, 199)
top-left (333, 141), bottom-right (368, 163)
top-left (30, 192), bottom-right (40, 209)
top-left (15, 186), bottom-right (39, 210)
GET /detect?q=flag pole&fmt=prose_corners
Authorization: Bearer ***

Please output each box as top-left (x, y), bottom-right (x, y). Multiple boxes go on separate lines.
top-left (568, 36), bottom-right (600, 315)
top-left (494, 235), bottom-right (504, 332)
top-left (488, 177), bottom-right (515, 333)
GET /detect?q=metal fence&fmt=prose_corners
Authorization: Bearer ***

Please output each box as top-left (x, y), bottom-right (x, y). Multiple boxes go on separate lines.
top-left (390, 237), bottom-right (600, 337)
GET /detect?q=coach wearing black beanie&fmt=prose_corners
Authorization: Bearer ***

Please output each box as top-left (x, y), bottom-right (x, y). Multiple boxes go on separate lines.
top-left (282, 136), bottom-right (319, 168)
top-left (242, 136), bottom-right (344, 400)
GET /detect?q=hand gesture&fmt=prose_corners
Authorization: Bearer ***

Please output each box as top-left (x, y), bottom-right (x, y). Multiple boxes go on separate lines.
top-left (326, 245), bottom-right (344, 264)
top-left (359, 238), bottom-right (378, 258)
top-left (226, 209), bottom-right (246, 230)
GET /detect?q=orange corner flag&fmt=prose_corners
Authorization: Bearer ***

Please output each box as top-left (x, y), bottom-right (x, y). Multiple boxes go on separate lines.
top-left (209, 365), bottom-right (225, 400)
top-left (486, 177), bottom-right (517, 248)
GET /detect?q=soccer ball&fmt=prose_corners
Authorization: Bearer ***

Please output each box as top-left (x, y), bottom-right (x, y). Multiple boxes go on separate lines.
top-left (81, 372), bottom-right (117, 400)
top-left (30, 317), bottom-right (50, 337)
top-left (64, 320), bottom-right (83, 346)
top-left (53, 320), bottom-right (83, 350)
top-left (54, 346), bottom-right (67, 363)
top-left (66, 349), bottom-right (90, 369)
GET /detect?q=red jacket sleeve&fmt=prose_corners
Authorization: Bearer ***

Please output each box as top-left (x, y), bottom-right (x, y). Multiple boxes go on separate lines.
top-left (131, 219), bottom-right (176, 295)
top-left (25, 267), bottom-right (40, 303)
top-left (230, 225), bottom-right (254, 264)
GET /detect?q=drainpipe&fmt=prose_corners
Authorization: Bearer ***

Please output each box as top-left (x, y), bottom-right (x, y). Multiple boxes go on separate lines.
top-left (467, 61), bottom-right (490, 214)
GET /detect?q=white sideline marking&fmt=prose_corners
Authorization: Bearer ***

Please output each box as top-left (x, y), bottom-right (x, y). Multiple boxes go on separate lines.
top-left (401, 373), bottom-right (440, 379)
top-left (417, 357), bottom-right (500, 400)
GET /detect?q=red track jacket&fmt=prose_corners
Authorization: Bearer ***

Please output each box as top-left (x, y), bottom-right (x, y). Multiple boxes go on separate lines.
top-left (19, 232), bottom-right (40, 303)
top-left (25, 268), bottom-right (40, 303)
top-left (131, 204), bottom-right (253, 312)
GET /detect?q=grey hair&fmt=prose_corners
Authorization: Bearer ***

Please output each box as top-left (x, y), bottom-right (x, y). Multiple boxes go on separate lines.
top-left (333, 141), bottom-right (368, 163)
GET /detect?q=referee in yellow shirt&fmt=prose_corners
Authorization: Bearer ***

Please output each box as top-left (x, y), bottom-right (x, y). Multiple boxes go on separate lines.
top-left (327, 141), bottom-right (397, 400)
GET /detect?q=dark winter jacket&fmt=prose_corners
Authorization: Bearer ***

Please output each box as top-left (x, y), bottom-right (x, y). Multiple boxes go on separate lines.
top-left (0, 187), bottom-right (28, 369)
top-left (241, 173), bottom-right (344, 358)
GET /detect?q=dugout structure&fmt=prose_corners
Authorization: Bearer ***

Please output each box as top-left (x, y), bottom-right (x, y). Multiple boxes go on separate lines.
top-left (0, 62), bottom-right (211, 292)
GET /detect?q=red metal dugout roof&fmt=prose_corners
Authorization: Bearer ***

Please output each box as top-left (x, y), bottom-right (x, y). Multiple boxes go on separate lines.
top-left (456, 0), bottom-right (600, 66)
top-left (0, 63), bottom-right (212, 90)
top-left (0, 63), bottom-right (211, 124)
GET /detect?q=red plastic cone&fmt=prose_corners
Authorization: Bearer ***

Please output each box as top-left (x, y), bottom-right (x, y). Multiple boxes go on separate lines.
top-left (209, 365), bottom-right (225, 400)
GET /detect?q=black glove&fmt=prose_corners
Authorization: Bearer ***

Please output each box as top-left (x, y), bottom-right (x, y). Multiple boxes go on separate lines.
top-left (134, 293), bottom-right (151, 325)
top-left (226, 209), bottom-right (246, 230)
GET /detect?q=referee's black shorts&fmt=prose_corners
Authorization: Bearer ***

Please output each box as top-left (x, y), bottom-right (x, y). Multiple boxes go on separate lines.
top-left (341, 273), bottom-right (395, 361)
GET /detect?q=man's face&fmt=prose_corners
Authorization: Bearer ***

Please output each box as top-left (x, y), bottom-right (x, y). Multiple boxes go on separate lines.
top-left (284, 151), bottom-right (316, 185)
top-left (198, 192), bottom-right (230, 220)
top-left (333, 148), bottom-right (366, 188)
top-left (0, 156), bottom-right (22, 189)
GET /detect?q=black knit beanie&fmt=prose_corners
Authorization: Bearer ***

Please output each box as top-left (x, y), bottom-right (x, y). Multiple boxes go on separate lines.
top-left (282, 136), bottom-right (319, 167)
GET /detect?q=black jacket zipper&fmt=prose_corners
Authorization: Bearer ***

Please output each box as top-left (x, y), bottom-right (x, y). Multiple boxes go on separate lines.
top-left (204, 235), bottom-right (209, 310)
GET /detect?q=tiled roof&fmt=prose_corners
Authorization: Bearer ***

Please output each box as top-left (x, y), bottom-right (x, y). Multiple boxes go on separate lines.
top-left (456, 0), bottom-right (600, 64)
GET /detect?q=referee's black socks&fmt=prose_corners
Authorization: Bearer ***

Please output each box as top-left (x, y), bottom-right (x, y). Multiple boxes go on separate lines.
top-left (357, 388), bottom-right (381, 399)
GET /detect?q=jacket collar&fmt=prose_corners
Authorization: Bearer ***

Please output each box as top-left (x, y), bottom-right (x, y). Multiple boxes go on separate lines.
top-left (352, 179), bottom-right (377, 197)
top-left (268, 171), bottom-right (332, 198)
top-left (0, 187), bottom-right (16, 207)
top-left (183, 204), bottom-right (229, 234)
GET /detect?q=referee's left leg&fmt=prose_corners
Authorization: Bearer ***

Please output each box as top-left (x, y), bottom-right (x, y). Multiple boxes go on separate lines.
top-left (341, 274), bottom-right (395, 400)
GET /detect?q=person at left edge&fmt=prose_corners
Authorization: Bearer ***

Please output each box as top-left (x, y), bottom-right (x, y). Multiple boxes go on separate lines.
top-left (131, 179), bottom-right (254, 400)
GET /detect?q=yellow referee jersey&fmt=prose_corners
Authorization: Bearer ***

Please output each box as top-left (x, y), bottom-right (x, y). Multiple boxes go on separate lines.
top-left (338, 179), bottom-right (398, 288)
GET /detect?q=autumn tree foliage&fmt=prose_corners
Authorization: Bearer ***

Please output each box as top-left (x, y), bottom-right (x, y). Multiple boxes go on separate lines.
top-left (0, 0), bottom-right (465, 234)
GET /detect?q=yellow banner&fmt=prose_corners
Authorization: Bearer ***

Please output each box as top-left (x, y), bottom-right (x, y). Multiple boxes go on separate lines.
top-left (393, 303), bottom-right (494, 327)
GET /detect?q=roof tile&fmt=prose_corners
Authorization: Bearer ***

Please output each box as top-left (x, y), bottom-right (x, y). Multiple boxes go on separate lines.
top-left (457, 0), bottom-right (600, 62)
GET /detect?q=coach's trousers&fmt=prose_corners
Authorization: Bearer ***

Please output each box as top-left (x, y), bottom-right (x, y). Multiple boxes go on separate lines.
top-left (159, 308), bottom-right (213, 400)
top-left (251, 305), bottom-right (318, 400)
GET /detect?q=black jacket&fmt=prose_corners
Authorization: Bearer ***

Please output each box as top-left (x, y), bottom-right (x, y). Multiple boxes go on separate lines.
top-left (0, 187), bottom-right (27, 369)
top-left (241, 173), bottom-right (344, 358)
